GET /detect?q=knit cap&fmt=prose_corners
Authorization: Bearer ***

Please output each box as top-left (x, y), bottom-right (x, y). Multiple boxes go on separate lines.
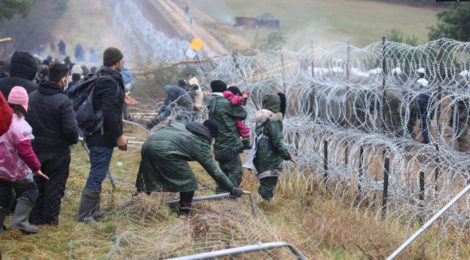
top-left (8, 86), bottom-right (29, 112)
top-left (103, 47), bottom-right (123, 67)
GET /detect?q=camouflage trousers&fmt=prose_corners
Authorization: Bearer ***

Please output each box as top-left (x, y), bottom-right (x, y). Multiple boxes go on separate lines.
top-left (216, 153), bottom-right (243, 193)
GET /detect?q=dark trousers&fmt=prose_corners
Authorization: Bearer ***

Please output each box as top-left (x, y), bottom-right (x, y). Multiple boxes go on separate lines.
top-left (0, 175), bottom-right (38, 208)
top-left (216, 153), bottom-right (243, 193)
top-left (179, 191), bottom-right (195, 216)
top-left (29, 152), bottom-right (71, 225)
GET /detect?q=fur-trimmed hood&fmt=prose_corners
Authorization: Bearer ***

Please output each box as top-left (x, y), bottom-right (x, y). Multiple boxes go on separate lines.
top-left (253, 109), bottom-right (283, 124)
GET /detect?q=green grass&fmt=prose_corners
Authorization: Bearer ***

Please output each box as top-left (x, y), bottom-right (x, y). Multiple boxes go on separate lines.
top-left (191, 0), bottom-right (440, 48)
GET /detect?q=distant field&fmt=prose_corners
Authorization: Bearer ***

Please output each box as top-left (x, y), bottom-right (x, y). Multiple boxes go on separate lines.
top-left (191, 0), bottom-right (440, 49)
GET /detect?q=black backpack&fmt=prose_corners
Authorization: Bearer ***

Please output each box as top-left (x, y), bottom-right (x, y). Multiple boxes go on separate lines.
top-left (67, 73), bottom-right (118, 136)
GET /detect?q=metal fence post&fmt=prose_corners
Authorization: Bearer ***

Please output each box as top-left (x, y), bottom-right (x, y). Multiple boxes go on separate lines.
top-left (419, 171), bottom-right (425, 223)
top-left (382, 150), bottom-right (390, 220)
top-left (323, 140), bottom-right (328, 187)
top-left (358, 146), bottom-right (364, 196)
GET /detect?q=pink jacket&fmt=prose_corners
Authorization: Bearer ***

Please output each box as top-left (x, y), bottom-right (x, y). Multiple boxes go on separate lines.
top-left (0, 114), bottom-right (41, 182)
top-left (223, 90), bottom-right (249, 106)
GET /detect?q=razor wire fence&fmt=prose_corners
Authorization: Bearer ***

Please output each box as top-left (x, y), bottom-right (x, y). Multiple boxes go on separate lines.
top-left (184, 38), bottom-right (470, 256)
top-left (109, 38), bottom-right (470, 257)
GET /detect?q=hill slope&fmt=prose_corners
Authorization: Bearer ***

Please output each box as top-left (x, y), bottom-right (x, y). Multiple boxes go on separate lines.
top-left (190, 0), bottom-right (440, 48)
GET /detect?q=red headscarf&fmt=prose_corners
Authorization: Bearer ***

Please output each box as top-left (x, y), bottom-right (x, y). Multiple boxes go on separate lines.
top-left (0, 92), bottom-right (13, 136)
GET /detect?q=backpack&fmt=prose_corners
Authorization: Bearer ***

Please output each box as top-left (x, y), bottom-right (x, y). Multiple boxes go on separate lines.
top-left (66, 73), bottom-right (118, 136)
top-left (242, 116), bottom-right (271, 174)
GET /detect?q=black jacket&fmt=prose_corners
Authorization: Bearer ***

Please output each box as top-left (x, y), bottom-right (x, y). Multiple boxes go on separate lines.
top-left (85, 66), bottom-right (125, 147)
top-left (0, 76), bottom-right (38, 98)
top-left (26, 81), bottom-right (79, 154)
top-left (0, 52), bottom-right (38, 98)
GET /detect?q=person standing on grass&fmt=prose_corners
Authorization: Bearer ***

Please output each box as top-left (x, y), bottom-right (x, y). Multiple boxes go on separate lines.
top-left (76, 47), bottom-right (128, 225)
top-left (223, 86), bottom-right (251, 149)
top-left (26, 63), bottom-right (79, 226)
top-left (135, 120), bottom-right (243, 216)
top-left (208, 80), bottom-right (247, 193)
top-left (0, 86), bottom-right (48, 234)
top-left (251, 93), bottom-right (296, 201)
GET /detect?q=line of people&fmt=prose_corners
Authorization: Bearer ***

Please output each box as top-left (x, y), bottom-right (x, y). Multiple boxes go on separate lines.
top-left (0, 47), bottom-right (297, 235)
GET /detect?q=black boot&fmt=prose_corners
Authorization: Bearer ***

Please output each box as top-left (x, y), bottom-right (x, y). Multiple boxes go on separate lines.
top-left (76, 188), bottom-right (100, 224)
top-left (178, 201), bottom-right (192, 217)
top-left (91, 198), bottom-right (106, 220)
top-left (0, 206), bottom-right (9, 233)
top-left (11, 197), bottom-right (38, 234)
top-left (178, 191), bottom-right (194, 217)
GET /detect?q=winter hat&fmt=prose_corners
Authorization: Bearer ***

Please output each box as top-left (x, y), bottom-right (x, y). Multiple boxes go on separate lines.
top-left (103, 47), bottom-right (123, 67)
top-left (178, 79), bottom-right (187, 87)
top-left (262, 94), bottom-right (281, 113)
top-left (417, 78), bottom-right (428, 88)
top-left (228, 86), bottom-right (241, 96)
top-left (71, 64), bottom-right (83, 75)
top-left (8, 86), bottom-right (29, 112)
top-left (9, 52), bottom-right (38, 80)
top-left (203, 120), bottom-right (219, 138)
top-left (210, 80), bottom-right (227, 93)
top-left (72, 73), bottom-right (81, 82)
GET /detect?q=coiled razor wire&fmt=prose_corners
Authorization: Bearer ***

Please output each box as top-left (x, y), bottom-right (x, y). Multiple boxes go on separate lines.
top-left (90, 38), bottom-right (470, 258)
top-left (182, 38), bottom-right (470, 257)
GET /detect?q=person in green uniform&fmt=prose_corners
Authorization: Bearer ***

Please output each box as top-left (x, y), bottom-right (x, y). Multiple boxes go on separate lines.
top-left (253, 93), bottom-right (296, 200)
top-left (208, 80), bottom-right (248, 193)
top-left (135, 120), bottom-right (243, 216)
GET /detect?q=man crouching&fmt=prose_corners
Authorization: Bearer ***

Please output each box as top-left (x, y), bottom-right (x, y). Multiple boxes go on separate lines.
top-left (135, 120), bottom-right (243, 216)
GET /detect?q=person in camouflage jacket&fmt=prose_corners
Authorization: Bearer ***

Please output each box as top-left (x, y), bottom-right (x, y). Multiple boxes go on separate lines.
top-left (208, 80), bottom-right (247, 192)
top-left (135, 120), bottom-right (243, 215)
top-left (253, 93), bottom-right (296, 200)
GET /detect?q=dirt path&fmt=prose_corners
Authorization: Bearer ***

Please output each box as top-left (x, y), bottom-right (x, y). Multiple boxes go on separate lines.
top-left (157, 0), bottom-right (230, 55)
top-left (138, 0), bottom-right (181, 39)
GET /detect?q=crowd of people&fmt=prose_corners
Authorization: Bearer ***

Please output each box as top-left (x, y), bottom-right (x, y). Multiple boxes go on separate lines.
top-left (0, 46), bottom-right (296, 235)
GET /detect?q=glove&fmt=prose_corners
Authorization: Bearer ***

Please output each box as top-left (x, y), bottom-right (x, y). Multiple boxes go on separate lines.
top-left (230, 187), bottom-right (243, 198)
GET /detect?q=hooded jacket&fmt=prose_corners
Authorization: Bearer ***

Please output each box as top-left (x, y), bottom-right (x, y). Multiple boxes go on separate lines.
top-left (253, 94), bottom-right (291, 176)
top-left (26, 81), bottom-right (79, 154)
top-left (85, 66), bottom-right (125, 147)
top-left (208, 93), bottom-right (247, 154)
top-left (0, 52), bottom-right (38, 98)
top-left (135, 122), bottom-right (234, 193)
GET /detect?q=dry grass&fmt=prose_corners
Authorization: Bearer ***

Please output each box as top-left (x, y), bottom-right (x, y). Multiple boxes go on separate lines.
top-left (0, 123), bottom-right (469, 259)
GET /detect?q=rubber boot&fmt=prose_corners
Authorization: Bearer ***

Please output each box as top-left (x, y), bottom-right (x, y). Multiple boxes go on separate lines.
top-left (0, 206), bottom-right (9, 233)
top-left (10, 197), bottom-right (38, 234)
top-left (178, 201), bottom-right (192, 217)
top-left (76, 188), bottom-right (100, 224)
top-left (92, 198), bottom-right (106, 220)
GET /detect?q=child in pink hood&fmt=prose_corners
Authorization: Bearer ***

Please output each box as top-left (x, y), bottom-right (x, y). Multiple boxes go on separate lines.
top-left (0, 86), bottom-right (48, 234)
top-left (223, 86), bottom-right (251, 149)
